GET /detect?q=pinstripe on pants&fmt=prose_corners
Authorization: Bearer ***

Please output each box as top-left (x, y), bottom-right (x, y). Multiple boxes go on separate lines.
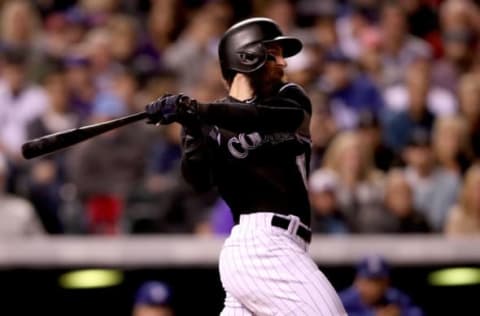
top-left (219, 213), bottom-right (347, 316)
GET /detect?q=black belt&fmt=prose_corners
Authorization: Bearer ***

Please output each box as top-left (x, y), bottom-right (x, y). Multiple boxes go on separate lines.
top-left (271, 215), bottom-right (312, 243)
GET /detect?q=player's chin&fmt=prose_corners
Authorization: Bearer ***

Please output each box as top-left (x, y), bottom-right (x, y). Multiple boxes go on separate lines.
top-left (273, 67), bottom-right (284, 79)
top-left (267, 68), bottom-right (284, 83)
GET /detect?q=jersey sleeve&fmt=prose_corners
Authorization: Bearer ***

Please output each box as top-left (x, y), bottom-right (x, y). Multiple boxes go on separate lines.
top-left (274, 82), bottom-right (312, 115)
top-left (197, 82), bottom-right (311, 133)
top-left (180, 127), bottom-right (214, 192)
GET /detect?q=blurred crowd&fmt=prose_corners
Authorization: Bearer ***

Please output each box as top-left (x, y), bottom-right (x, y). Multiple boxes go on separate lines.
top-left (1, 0), bottom-right (480, 237)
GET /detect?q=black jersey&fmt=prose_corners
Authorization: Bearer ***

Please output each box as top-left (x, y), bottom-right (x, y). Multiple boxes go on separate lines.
top-left (181, 82), bottom-right (312, 225)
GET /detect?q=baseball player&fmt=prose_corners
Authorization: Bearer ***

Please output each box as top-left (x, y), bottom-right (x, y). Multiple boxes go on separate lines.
top-left (145, 17), bottom-right (346, 316)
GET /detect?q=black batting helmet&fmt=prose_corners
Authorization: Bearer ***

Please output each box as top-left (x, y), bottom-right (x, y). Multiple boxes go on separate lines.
top-left (218, 17), bottom-right (303, 81)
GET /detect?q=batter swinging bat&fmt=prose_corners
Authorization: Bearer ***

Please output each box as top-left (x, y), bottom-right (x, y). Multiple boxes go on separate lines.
top-left (22, 111), bottom-right (148, 159)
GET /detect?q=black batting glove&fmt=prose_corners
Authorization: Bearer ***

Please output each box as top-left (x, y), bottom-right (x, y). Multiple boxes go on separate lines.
top-left (145, 94), bottom-right (198, 125)
top-left (145, 93), bottom-right (177, 125)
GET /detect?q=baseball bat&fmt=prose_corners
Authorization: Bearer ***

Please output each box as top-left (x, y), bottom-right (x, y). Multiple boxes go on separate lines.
top-left (22, 111), bottom-right (148, 159)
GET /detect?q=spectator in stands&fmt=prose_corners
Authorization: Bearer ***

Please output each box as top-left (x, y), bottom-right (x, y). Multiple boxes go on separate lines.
top-left (299, 1), bottom-right (337, 52)
top-left (257, 0), bottom-right (296, 34)
top-left (383, 59), bottom-right (457, 120)
top-left (188, 57), bottom-right (227, 103)
top-left (64, 54), bottom-right (96, 122)
top-left (439, 0), bottom-right (480, 35)
top-left (67, 86), bottom-right (151, 234)
top-left (74, 0), bottom-right (119, 24)
top-left (41, 7), bottom-right (90, 60)
top-left (379, 1), bottom-right (431, 87)
top-left (335, 2), bottom-right (375, 61)
top-left (0, 0), bottom-right (41, 47)
top-left (381, 169), bottom-right (430, 234)
top-left (309, 92), bottom-right (336, 169)
top-left (133, 281), bottom-right (174, 316)
top-left (0, 0), bottom-right (45, 76)
top-left (340, 255), bottom-right (424, 316)
top-left (432, 116), bottom-right (471, 175)
top-left (163, 1), bottom-right (232, 90)
top-left (132, 281), bottom-right (175, 316)
top-left (41, 13), bottom-right (72, 59)
top-left (458, 74), bottom-right (480, 123)
top-left (137, 0), bottom-right (183, 79)
top-left (432, 28), bottom-right (477, 93)
top-left (125, 120), bottom-right (216, 235)
top-left (0, 153), bottom-right (44, 237)
top-left (445, 165), bottom-right (480, 235)
top-left (401, 0), bottom-right (440, 51)
top-left (145, 123), bottom-right (182, 194)
top-left (433, 0), bottom-right (480, 90)
top-left (26, 63), bottom-right (78, 234)
top-left (29, 60), bottom-right (77, 137)
top-left (106, 14), bottom-right (140, 67)
top-left (0, 48), bottom-right (48, 162)
top-left (383, 61), bottom-right (437, 153)
top-left (62, 7), bottom-right (90, 46)
top-left (402, 128), bottom-right (461, 231)
top-left (357, 27), bottom-right (383, 86)
top-left (83, 27), bottom-right (121, 93)
top-left (357, 111), bottom-right (396, 172)
top-left (322, 131), bottom-right (385, 233)
top-left (318, 49), bottom-right (384, 130)
top-left (284, 43), bottom-right (320, 88)
top-left (309, 168), bottom-right (349, 234)
top-left (458, 74), bottom-right (480, 162)
top-left (135, 71), bottom-right (179, 117)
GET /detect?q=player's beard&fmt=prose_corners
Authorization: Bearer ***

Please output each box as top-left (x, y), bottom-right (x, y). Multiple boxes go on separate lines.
top-left (249, 63), bottom-right (285, 98)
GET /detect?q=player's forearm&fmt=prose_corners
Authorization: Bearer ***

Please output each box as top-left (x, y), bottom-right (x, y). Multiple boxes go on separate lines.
top-left (197, 101), bottom-right (305, 132)
top-left (145, 85), bottom-right (309, 132)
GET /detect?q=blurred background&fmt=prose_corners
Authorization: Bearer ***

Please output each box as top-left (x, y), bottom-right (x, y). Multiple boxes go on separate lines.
top-left (0, 0), bottom-right (479, 315)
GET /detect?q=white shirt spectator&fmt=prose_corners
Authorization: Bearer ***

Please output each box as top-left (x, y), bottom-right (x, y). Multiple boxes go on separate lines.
top-left (336, 15), bottom-right (362, 60)
top-left (0, 80), bottom-right (48, 156)
top-left (0, 194), bottom-right (44, 237)
top-left (383, 84), bottom-right (457, 117)
top-left (0, 153), bottom-right (44, 237)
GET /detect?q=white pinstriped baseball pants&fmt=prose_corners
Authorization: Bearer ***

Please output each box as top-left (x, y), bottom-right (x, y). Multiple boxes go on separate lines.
top-left (219, 213), bottom-right (347, 316)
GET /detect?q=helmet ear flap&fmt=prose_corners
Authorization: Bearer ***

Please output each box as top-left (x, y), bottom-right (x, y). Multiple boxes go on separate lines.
top-left (235, 43), bottom-right (267, 73)
top-left (238, 52), bottom-right (260, 66)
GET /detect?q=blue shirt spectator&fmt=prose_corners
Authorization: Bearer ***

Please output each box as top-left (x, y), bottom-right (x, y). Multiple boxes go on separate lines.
top-left (309, 168), bottom-right (350, 234)
top-left (340, 255), bottom-right (424, 316)
top-left (384, 109), bottom-right (435, 153)
top-left (383, 59), bottom-right (438, 153)
top-left (341, 286), bottom-right (423, 316)
top-left (320, 49), bottom-right (384, 130)
top-left (134, 281), bottom-right (174, 316)
top-left (330, 75), bottom-right (385, 129)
